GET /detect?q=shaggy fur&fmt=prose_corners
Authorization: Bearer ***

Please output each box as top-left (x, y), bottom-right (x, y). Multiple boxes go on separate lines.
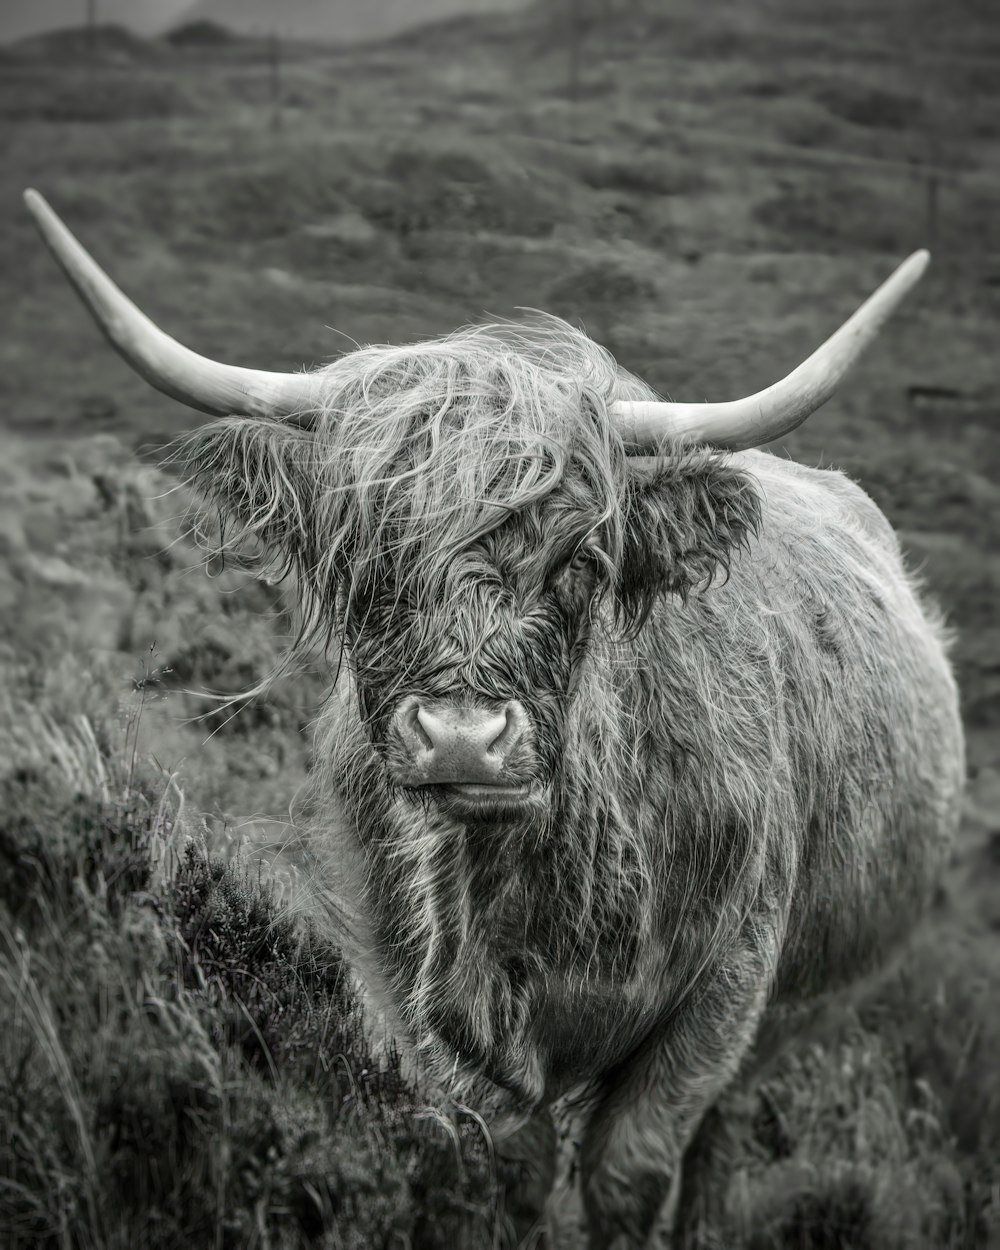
top-left (179, 315), bottom-right (964, 1249)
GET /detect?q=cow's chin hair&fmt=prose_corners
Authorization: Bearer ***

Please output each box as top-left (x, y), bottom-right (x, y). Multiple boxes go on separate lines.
top-left (373, 781), bottom-right (564, 1101)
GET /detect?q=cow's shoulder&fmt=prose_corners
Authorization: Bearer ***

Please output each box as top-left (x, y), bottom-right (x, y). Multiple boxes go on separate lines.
top-left (732, 449), bottom-right (899, 557)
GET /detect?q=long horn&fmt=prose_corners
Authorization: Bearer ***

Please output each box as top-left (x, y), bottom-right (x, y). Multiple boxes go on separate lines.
top-left (611, 250), bottom-right (929, 451)
top-left (24, 188), bottom-right (323, 422)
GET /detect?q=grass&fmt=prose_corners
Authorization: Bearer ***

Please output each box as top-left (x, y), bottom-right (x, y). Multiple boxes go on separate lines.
top-left (0, 711), bottom-right (499, 1249)
top-left (1, 0), bottom-right (999, 1245)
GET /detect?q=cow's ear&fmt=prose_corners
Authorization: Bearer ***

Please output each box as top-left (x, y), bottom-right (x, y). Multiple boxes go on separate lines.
top-left (615, 450), bottom-right (761, 629)
top-left (173, 417), bottom-right (318, 581)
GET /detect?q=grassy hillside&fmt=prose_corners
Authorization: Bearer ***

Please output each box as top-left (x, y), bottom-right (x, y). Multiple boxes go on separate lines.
top-left (1, 2), bottom-right (998, 1246)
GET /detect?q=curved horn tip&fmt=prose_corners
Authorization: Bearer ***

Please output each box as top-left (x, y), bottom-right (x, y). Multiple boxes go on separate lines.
top-left (864, 249), bottom-right (931, 316)
top-left (898, 248), bottom-right (931, 283)
top-left (24, 189), bottom-right (62, 238)
top-left (24, 187), bottom-right (48, 216)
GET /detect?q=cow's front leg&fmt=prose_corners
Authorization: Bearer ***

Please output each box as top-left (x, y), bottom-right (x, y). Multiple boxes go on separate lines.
top-left (671, 1103), bottom-right (739, 1250)
top-left (494, 1107), bottom-right (557, 1249)
top-left (579, 945), bottom-right (774, 1249)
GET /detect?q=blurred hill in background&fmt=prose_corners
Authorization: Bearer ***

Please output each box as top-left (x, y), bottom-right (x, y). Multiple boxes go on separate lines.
top-left (177, 0), bottom-right (529, 42)
top-left (0, 0), bottom-right (529, 44)
top-left (0, 0), bottom-right (190, 41)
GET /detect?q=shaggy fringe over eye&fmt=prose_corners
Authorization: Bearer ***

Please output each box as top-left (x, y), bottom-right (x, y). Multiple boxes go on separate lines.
top-left (171, 314), bottom-right (661, 664)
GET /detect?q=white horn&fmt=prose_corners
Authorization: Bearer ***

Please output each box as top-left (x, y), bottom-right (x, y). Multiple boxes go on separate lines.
top-left (611, 250), bottom-right (930, 451)
top-left (24, 188), bottom-right (324, 423)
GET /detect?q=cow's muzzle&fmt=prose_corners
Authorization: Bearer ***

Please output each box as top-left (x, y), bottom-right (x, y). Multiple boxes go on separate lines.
top-left (388, 696), bottom-right (532, 789)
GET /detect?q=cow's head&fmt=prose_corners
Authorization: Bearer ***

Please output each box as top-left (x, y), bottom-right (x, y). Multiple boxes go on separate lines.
top-left (24, 189), bottom-right (928, 823)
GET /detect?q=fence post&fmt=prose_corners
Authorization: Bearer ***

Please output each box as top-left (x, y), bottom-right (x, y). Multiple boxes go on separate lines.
top-left (269, 30), bottom-right (282, 131)
top-left (567, 0), bottom-right (581, 109)
top-left (925, 169), bottom-right (939, 251)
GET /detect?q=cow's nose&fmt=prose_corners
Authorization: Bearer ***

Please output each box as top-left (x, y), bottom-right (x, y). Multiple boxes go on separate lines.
top-left (415, 704), bottom-right (508, 755)
top-left (392, 697), bottom-right (527, 785)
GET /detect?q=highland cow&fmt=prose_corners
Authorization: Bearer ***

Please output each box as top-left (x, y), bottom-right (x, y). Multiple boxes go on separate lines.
top-left (26, 188), bottom-right (964, 1249)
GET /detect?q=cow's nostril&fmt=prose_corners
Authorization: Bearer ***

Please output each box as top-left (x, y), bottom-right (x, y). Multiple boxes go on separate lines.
top-left (486, 706), bottom-right (514, 754)
top-left (478, 709), bottom-right (511, 754)
top-left (487, 701), bottom-right (526, 755)
top-left (412, 705), bottom-right (436, 751)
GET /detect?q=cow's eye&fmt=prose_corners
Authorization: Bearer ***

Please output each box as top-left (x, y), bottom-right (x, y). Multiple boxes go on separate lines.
top-left (550, 547), bottom-right (599, 593)
top-left (569, 547), bottom-right (599, 575)
top-left (547, 546), bottom-right (601, 600)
